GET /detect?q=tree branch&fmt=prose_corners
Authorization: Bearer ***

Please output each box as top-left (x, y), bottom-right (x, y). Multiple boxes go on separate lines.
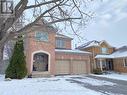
top-left (25, 0), bottom-right (60, 9)
top-left (46, 17), bottom-right (81, 25)
top-left (0, 0), bottom-right (28, 41)
top-left (0, 3), bottom-right (61, 44)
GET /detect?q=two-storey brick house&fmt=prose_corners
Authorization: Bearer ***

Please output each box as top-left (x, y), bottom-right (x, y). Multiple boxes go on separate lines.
top-left (77, 40), bottom-right (127, 73)
top-left (25, 20), bottom-right (91, 77)
top-left (77, 40), bottom-right (115, 72)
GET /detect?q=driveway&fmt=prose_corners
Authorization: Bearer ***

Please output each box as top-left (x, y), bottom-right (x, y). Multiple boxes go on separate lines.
top-left (67, 75), bottom-right (127, 95)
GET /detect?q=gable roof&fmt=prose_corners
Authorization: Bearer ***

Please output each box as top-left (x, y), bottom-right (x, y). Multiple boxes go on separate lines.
top-left (34, 19), bottom-right (73, 39)
top-left (76, 40), bottom-right (100, 49)
top-left (76, 40), bottom-right (113, 49)
top-left (111, 46), bottom-right (127, 58)
top-left (33, 19), bottom-right (58, 32)
top-left (100, 40), bottom-right (113, 47)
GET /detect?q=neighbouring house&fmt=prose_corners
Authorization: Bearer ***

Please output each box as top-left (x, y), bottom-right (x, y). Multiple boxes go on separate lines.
top-left (95, 46), bottom-right (127, 73)
top-left (77, 40), bottom-right (127, 73)
top-left (24, 20), bottom-right (91, 77)
top-left (76, 40), bottom-right (115, 71)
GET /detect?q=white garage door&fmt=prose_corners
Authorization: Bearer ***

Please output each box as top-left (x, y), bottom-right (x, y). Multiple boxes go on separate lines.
top-left (56, 60), bottom-right (70, 75)
top-left (72, 60), bottom-right (87, 74)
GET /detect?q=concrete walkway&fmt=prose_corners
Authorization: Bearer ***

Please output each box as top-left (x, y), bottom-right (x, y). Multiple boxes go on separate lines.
top-left (67, 75), bottom-right (127, 95)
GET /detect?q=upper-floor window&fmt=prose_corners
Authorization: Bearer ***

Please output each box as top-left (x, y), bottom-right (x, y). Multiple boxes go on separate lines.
top-left (35, 32), bottom-right (48, 42)
top-left (124, 59), bottom-right (127, 67)
top-left (56, 39), bottom-right (65, 48)
top-left (101, 47), bottom-right (108, 54)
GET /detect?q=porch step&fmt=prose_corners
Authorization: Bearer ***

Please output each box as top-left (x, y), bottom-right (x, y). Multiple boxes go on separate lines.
top-left (32, 71), bottom-right (51, 78)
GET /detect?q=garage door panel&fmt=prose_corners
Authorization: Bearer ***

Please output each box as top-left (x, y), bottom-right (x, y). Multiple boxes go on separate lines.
top-left (72, 61), bottom-right (87, 74)
top-left (56, 60), bottom-right (70, 74)
top-left (56, 60), bottom-right (89, 75)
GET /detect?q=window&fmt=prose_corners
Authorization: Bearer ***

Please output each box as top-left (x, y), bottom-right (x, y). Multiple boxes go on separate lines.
top-left (124, 59), bottom-right (127, 67)
top-left (34, 55), bottom-right (44, 63)
top-left (56, 39), bottom-right (65, 48)
top-left (101, 47), bottom-right (108, 54)
top-left (35, 32), bottom-right (48, 41)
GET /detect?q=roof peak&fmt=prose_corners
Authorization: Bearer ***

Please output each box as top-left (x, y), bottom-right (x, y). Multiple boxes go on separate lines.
top-left (76, 40), bottom-right (100, 49)
top-left (76, 40), bottom-right (113, 49)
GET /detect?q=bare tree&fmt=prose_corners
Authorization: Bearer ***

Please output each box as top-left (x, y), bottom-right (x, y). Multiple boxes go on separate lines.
top-left (0, 0), bottom-right (93, 64)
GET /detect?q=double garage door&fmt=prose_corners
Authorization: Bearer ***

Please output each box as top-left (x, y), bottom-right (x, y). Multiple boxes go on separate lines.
top-left (56, 60), bottom-right (88, 75)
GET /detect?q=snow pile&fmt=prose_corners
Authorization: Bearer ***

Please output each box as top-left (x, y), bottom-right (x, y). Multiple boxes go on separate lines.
top-left (55, 49), bottom-right (91, 54)
top-left (95, 54), bottom-right (114, 59)
top-left (0, 75), bottom-right (4, 81)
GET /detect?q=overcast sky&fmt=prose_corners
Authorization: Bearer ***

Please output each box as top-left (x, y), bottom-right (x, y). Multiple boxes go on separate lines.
top-left (71, 0), bottom-right (127, 48)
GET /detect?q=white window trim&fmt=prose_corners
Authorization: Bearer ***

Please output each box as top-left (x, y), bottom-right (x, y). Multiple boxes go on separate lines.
top-left (101, 47), bottom-right (108, 54)
top-left (31, 50), bottom-right (51, 73)
top-left (35, 31), bottom-right (48, 42)
top-left (123, 58), bottom-right (127, 67)
top-left (56, 39), bottom-right (65, 48)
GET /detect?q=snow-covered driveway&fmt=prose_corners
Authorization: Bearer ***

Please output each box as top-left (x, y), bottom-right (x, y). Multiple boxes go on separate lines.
top-left (68, 75), bottom-right (127, 95)
top-left (0, 74), bottom-right (126, 95)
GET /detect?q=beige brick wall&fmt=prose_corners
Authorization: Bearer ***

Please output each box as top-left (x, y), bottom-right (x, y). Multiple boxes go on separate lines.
top-left (113, 58), bottom-right (127, 73)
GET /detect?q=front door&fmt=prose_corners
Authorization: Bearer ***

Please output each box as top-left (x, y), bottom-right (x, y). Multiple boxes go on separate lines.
top-left (33, 53), bottom-right (48, 72)
top-left (106, 59), bottom-right (113, 70)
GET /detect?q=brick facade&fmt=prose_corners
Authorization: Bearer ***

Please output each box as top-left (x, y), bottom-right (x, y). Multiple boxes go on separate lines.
top-left (25, 25), bottom-right (56, 75)
top-left (25, 21), bottom-right (91, 76)
top-left (113, 58), bottom-right (127, 73)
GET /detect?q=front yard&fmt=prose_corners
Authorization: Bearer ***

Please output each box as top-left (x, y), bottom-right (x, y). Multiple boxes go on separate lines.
top-left (0, 73), bottom-right (127, 95)
top-left (0, 75), bottom-right (103, 95)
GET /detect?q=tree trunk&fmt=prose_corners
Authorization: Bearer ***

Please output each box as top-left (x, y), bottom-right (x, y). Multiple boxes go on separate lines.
top-left (0, 45), bottom-right (4, 74)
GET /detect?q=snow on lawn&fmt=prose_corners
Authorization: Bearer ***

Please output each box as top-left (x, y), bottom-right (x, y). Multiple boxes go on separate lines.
top-left (0, 75), bottom-right (105, 95)
top-left (0, 75), bottom-right (4, 81)
top-left (73, 77), bottom-right (116, 86)
top-left (92, 73), bottom-right (127, 81)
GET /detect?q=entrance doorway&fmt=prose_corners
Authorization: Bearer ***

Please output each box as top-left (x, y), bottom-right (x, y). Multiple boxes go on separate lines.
top-left (96, 59), bottom-right (114, 71)
top-left (106, 59), bottom-right (113, 70)
top-left (33, 53), bottom-right (48, 72)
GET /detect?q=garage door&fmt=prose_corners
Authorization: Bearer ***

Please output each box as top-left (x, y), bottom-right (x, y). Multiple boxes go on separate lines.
top-left (56, 60), bottom-right (70, 74)
top-left (72, 60), bottom-right (87, 74)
